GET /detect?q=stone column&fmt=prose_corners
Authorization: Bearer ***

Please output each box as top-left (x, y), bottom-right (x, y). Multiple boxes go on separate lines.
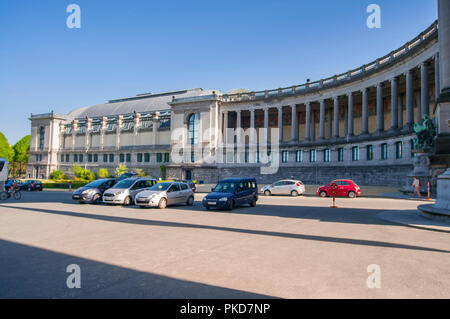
top-left (305, 102), bottom-right (311, 141)
top-left (319, 100), bottom-right (325, 139)
top-left (263, 107), bottom-right (269, 142)
top-left (277, 106), bottom-right (283, 143)
top-left (405, 70), bottom-right (414, 129)
top-left (391, 77), bottom-right (399, 130)
top-left (421, 62), bottom-right (429, 119)
top-left (223, 111), bottom-right (228, 146)
top-left (333, 97), bottom-right (339, 138)
top-left (347, 93), bottom-right (354, 137)
top-left (328, 106), bottom-right (332, 139)
top-left (311, 111), bottom-right (316, 141)
top-left (236, 110), bottom-right (242, 163)
top-left (435, 53), bottom-right (440, 101)
top-left (376, 83), bottom-right (384, 133)
top-left (291, 104), bottom-right (298, 142)
top-left (249, 107), bottom-right (256, 163)
top-left (361, 88), bottom-right (369, 135)
top-left (236, 110), bottom-right (242, 146)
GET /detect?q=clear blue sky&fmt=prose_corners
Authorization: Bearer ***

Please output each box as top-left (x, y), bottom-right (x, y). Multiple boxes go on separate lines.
top-left (0, 0), bottom-right (437, 144)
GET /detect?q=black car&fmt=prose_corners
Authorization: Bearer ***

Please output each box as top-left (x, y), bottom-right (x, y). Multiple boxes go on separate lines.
top-left (202, 177), bottom-right (258, 211)
top-left (72, 178), bottom-right (117, 204)
top-left (20, 180), bottom-right (43, 191)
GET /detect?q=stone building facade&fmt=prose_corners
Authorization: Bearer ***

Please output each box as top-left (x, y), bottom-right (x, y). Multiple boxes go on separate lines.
top-left (27, 21), bottom-right (446, 186)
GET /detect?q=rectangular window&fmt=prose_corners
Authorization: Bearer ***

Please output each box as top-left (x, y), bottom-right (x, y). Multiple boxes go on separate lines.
top-left (282, 151), bottom-right (289, 163)
top-left (164, 153), bottom-right (170, 163)
top-left (39, 127), bottom-right (45, 150)
top-left (324, 149), bottom-right (330, 162)
top-left (66, 154), bottom-right (70, 162)
top-left (120, 154), bottom-right (125, 163)
top-left (396, 141), bottom-right (403, 159)
top-left (157, 153), bottom-right (163, 163)
top-left (338, 148), bottom-right (344, 162)
top-left (137, 153), bottom-right (143, 163)
top-left (144, 153), bottom-right (150, 162)
top-left (126, 153), bottom-right (131, 163)
top-left (410, 139), bottom-right (415, 157)
top-left (88, 154), bottom-right (93, 162)
top-left (94, 154), bottom-right (98, 163)
top-left (381, 143), bottom-right (388, 160)
top-left (352, 146), bottom-right (359, 161)
top-left (109, 154), bottom-right (114, 163)
top-left (103, 154), bottom-right (108, 163)
top-left (190, 152), bottom-right (195, 163)
top-left (74, 154), bottom-right (78, 162)
top-left (79, 154), bottom-right (83, 162)
top-left (367, 145), bottom-right (374, 161)
top-left (60, 155), bottom-right (64, 162)
top-left (296, 150), bottom-right (302, 163)
top-left (310, 150), bottom-right (316, 162)
top-left (244, 151), bottom-right (249, 163)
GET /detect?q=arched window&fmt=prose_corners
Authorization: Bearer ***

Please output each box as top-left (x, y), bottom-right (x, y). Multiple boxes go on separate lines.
top-left (39, 127), bottom-right (45, 150)
top-left (187, 114), bottom-right (199, 145)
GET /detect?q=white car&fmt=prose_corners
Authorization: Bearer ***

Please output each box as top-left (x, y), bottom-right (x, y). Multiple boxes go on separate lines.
top-left (102, 177), bottom-right (156, 205)
top-left (261, 180), bottom-right (305, 196)
top-left (135, 181), bottom-right (194, 209)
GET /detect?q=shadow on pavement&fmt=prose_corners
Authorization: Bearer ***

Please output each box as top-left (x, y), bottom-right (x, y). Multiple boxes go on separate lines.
top-left (0, 239), bottom-right (275, 298)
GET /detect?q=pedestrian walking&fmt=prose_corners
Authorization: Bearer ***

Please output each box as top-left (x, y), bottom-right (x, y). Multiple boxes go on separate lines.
top-left (412, 176), bottom-right (421, 199)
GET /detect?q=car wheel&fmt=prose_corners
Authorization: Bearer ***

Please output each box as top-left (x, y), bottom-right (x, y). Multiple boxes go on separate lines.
top-left (92, 194), bottom-right (100, 204)
top-left (205, 206), bottom-right (210, 211)
top-left (27, 187), bottom-right (31, 192)
top-left (123, 196), bottom-right (131, 206)
top-left (291, 190), bottom-right (298, 197)
top-left (187, 196), bottom-right (194, 206)
top-left (264, 190), bottom-right (271, 196)
top-left (158, 198), bottom-right (167, 209)
top-left (250, 197), bottom-right (257, 207)
top-left (0, 192), bottom-right (7, 201)
top-left (319, 191), bottom-right (327, 198)
top-left (348, 191), bottom-right (356, 198)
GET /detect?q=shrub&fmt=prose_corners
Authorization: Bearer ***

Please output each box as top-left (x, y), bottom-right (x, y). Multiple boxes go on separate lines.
top-left (78, 169), bottom-right (96, 182)
top-left (115, 164), bottom-right (128, 177)
top-left (50, 169), bottom-right (67, 180)
top-left (135, 168), bottom-right (148, 177)
top-left (160, 164), bottom-right (166, 179)
top-left (98, 168), bottom-right (110, 179)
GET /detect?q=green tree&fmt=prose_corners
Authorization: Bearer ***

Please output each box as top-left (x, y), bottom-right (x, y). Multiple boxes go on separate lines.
top-left (0, 132), bottom-right (14, 163)
top-left (12, 135), bottom-right (30, 177)
top-left (98, 168), bottom-right (110, 178)
top-left (115, 163), bottom-right (128, 177)
top-left (71, 164), bottom-right (83, 177)
top-left (160, 164), bottom-right (166, 180)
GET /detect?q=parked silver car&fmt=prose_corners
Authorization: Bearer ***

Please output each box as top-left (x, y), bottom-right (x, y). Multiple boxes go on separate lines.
top-left (261, 180), bottom-right (305, 196)
top-left (102, 177), bottom-right (157, 205)
top-left (135, 181), bottom-right (194, 209)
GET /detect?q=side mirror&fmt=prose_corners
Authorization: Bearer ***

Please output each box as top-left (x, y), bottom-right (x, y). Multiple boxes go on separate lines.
top-left (211, 188), bottom-right (215, 192)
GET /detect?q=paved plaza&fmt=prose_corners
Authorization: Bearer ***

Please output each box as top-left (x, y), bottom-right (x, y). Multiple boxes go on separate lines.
top-left (0, 190), bottom-right (449, 298)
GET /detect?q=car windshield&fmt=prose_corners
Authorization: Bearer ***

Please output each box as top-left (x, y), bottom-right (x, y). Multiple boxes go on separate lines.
top-left (148, 182), bottom-right (171, 191)
top-left (112, 179), bottom-right (135, 189)
top-left (85, 180), bottom-right (106, 188)
top-left (212, 181), bottom-right (237, 193)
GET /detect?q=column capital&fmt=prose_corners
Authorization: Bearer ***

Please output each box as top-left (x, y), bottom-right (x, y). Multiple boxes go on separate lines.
top-left (360, 87), bottom-right (368, 94)
top-left (390, 76), bottom-right (400, 83)
top-left (421, 61), bottom-right (429, 68)
top-left (236, 109), bottom-right (242, 114)
top-left (333, 96), bottom-right (339, 102)
top-left (347, 92), bottom-right (353, 98)
top-left (249, 107), bottom-right (255, 112)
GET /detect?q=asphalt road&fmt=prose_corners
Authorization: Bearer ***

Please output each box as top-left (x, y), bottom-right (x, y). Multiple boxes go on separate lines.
top-left (0, 191), bottom-right (448, 298)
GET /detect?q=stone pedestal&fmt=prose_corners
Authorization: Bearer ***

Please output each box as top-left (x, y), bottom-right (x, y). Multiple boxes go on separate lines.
top-left (404, 149), bottom-right (431, 194)
top-left (419, 169), bottom-right (450, 221)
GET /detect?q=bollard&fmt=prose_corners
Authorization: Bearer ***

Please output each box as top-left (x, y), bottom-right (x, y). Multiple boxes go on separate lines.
top-left (330, 183), bottom-right (338, 208)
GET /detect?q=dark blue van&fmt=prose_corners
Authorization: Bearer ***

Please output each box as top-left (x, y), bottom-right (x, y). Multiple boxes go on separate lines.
top-left (202, 177), bottom-right (258, 210)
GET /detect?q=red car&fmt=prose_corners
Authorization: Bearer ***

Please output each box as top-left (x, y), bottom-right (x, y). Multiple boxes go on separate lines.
top-left (317, 179), bottom-right (361, 198)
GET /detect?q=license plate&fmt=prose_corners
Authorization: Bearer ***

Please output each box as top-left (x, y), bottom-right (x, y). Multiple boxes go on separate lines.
top-left (208, 202), bottom-right (216, 205)
top-left (73, 195), bottom-right (81, 199)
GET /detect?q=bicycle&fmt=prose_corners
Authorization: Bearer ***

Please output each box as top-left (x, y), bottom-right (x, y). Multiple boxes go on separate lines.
top-left (0, 186), bottom-right (21, 201)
